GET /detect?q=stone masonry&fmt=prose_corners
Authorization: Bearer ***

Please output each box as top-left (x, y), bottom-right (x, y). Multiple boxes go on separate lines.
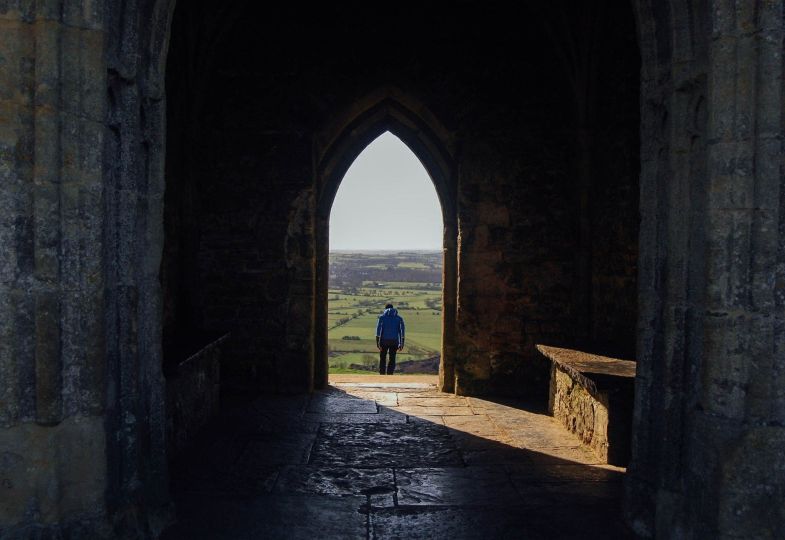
top-left (0, 0), bottom-right (783, 538)
top-left (540, 345), bottom-right (636, 466)
top-left (161, 376), bottom-right (630, 539)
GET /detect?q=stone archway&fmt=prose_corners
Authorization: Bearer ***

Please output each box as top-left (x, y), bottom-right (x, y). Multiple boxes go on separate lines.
top-left (2, 0), bottom-right (784, 537)
top-left (313, 93), bottom-right (458, 392)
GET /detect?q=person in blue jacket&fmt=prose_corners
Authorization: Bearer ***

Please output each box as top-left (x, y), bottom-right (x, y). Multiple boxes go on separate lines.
top-left (375, 303), bottom-right (405, 375)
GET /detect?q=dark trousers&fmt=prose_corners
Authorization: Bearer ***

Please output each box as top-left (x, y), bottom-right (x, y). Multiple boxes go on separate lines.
top-left (379, 339), bottom-right (399, 375)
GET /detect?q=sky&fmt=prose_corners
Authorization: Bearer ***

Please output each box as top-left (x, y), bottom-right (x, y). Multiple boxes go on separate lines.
top-left (329, 131), bottom-right (443, 250)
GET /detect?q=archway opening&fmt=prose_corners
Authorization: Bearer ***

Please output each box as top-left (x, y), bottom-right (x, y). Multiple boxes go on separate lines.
top-left (327, 132), bottom-right (444, 376)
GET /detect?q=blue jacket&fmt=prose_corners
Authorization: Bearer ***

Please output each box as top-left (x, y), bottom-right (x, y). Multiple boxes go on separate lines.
top-left (376, 307), bottom-right (405, 345)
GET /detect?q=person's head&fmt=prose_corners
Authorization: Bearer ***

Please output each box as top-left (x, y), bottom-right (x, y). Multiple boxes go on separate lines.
top-left (385, 303), bottom-right (394, 310)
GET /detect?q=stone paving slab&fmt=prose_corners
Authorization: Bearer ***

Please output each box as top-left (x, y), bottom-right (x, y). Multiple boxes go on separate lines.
top-left (333, 382), bottom-right (435, 391)
top-left (275, 465), bottom-right (396, 506)
top-left (461, 447), bottom-right (535, 467)
top-left (162, 493), bottom-right (368, 540)
top-left (394, 405), bottom-right (476, 416)
top-left (304, 411), bottom-right (408, 424)
top-left (165, 378), bottom-right (631, 538)
top-left (508, 442), bottom-right (605, 465)
top-left (542, 480), bottom-right (623, 503)
top-left (506, 462), bottom-right (624, 484)
top-left (329, 374), bottom-right (438, 384)
top-left (396, 466), bottom-right (521, 506)
top-left (309, 444), bottom-right (463, 468)
top-left (307, 395), bottom-right (379, 414)
top-left (449, 431), bottom-right (516, 452)
top-left (171, 436), bottom-right (245, 482)
top-left (443, 415), bottom-right (508, 439)
top-left (407, 415), bottom-right (445, 425)
top-left (236, 433), bottom-right (315, 467)
top-left (171, 466), bottom-right (279, 497)
top-left (369, 507), bottom-right (552, 540)
top-left (310, 423), bottom-right (463, 468)
top-left (397, 396), bottom-right (470, 407)
top-left (248, 394), bottom-right (311, 413)
top-left (347, 391), bottom-right (400, 406)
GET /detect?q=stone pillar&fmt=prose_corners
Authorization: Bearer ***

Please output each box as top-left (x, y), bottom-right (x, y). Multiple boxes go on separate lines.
top-left (628, 0), bottom-right (785, 537)
top-left (0, 2), bottom-right (108, 533)
top-left (0, 0), bottom-right (174, 535)
top-left (438, 218), bottom-right (458, 393)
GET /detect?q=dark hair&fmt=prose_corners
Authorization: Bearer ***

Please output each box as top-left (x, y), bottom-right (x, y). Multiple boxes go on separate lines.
top-left (385, 303), bottom-right (394, 309)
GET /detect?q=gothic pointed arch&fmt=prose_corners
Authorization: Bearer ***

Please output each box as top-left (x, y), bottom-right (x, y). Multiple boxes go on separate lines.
top-left (313, 92), bottom-right (458, 392)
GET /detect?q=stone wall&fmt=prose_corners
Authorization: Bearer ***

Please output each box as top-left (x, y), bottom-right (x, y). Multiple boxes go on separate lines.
top-left (161, 0), bottom-right (641, 401)
top-left (541, 345), bottom-right (635, 466)
top-left (455, 131), bottom-right (575, 398)
top-left (0, 0), bottom-right (173, 535)
top-left (2, 0), bottom-right (782, 538)
top-left (162, 1), bottom-right (317, 394)
top-left (165, 334), bottom-right (226, 457)
top-left (1, 1), bottom-right (101, 534)
top-left (628, 1), bottom-right (785, 537)
top-left (550, 365), bottom-right (611, 459)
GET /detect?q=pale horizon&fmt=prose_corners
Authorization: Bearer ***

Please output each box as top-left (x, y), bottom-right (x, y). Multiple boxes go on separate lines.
top-left (329, 131), bottom-right (443, 251)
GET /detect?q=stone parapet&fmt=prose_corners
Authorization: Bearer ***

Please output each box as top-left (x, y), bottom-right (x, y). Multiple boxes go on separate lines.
top-left (538, 345), bottom-right (635, 466)
top-left (165, 333), bottom-right (228, 458)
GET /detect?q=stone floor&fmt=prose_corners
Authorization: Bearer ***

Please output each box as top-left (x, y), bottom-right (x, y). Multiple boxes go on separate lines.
top-left (161, 375), bottom-right (632, 539)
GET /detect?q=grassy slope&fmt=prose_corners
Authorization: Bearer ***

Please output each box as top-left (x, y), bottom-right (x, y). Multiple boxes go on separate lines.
top-left (327, 252), bottom-right (442, 374)
top-left (328, 289), bottom-right (441, 373)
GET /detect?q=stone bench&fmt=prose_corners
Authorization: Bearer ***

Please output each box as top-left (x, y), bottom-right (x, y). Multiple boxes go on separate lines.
top-left (536, 344), bottom-right (636, 466)
top-left (165, 333), bottom-right (230, 458)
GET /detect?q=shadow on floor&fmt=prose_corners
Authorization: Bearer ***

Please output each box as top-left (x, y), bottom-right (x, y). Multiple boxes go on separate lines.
top-left (161, 381), bottom-right (632, 539)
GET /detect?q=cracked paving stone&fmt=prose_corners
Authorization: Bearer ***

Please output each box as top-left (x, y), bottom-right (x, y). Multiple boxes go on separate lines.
top-left (275, 465), bottom-right (396, 503)
top-left (309, 423), bottom-right (463, 467)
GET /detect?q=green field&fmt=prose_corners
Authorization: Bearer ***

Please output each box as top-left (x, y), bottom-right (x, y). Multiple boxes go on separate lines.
top-left (328, 251), bottom-right (442, 374)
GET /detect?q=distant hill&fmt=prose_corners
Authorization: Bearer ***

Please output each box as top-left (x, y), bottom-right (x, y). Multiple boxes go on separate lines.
top-left (329, 251), bottom-right (442, 288)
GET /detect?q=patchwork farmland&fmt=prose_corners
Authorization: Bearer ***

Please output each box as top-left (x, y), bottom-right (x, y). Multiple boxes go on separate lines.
top-left (328, 251), bottom-right (442, 374)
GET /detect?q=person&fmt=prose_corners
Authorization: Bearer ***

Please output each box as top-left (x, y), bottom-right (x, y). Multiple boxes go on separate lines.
top-left (375, 303), bottom-right (405, 375)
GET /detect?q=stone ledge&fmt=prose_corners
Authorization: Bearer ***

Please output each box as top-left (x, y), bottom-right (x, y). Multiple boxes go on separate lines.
top-left (166, 333), bottom-right (230, 458)
top-left (536, 345), bottom-right (635, 397)
top-left (537, 345), bottom-right (635, 466)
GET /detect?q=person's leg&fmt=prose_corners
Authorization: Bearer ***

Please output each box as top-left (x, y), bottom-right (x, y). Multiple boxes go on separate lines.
top-left (387, 345), bottom-right (397, 375)
top-left (379, 346), bottom-right (387, 375)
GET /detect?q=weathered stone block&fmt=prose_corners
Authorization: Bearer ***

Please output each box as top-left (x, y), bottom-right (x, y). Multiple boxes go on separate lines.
top-left (0, 415), bottom-right (107, 529)
top-left (539, 345), bottom-right (635, 466)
